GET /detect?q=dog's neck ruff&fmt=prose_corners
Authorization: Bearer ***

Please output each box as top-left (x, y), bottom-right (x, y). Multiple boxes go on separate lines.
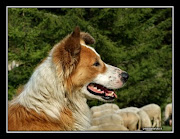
top-left (11, 56), bottom-right (91, 130)
top-left (67, 93), bottom-right (92, 130)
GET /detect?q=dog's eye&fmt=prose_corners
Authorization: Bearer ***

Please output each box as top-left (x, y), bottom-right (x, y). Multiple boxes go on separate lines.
top-left (93, 61), bottom-right (100, 67)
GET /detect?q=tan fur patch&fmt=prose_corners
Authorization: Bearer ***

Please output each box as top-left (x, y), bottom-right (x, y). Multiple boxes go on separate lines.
top-left (8, 104), bottom-right (74, 131)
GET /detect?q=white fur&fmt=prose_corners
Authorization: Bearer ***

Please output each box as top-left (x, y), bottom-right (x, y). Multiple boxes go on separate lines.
top-left (93, 64), bottom-right (124, 89)
top-left (81, 43), bottom-right (100, 57)
top-left (11, 56), bottom-right (66, 120)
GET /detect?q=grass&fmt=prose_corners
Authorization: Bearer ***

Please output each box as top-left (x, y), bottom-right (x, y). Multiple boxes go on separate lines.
top-left (141, 125), bottom-right (172, 132)
top-left (162, 125), bottom-right (172, 131)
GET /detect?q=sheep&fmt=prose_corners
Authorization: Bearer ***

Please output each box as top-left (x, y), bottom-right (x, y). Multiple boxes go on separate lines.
top-left (165, 114), bottom-right (172, 126)
top-left (8, 60), bottom-right (22, 71)
top-left (140, 103), bottom-right (161, 127)
top-left (91, 113), bottom-right (124, 126)
top-left (91, 103), bottom-right (119, 114)
top-left (116, 110), bottom-right (141, 131)
top-left (164, 103), bottom-right (172, 126)
top-left (92, 109), bottom-right (117, 118)
top-left (121, 107), bottom-right (152, 129)
top-left (88, 123), bottom-right (129, 131)
top-left (165, 103), bottom-right (172, 120)
top-left (137, 109), bottom-right (152, 130)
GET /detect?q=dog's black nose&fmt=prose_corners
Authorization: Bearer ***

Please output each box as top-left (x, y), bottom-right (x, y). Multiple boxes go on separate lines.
top-left (121, 72), bottom-right (129, 83)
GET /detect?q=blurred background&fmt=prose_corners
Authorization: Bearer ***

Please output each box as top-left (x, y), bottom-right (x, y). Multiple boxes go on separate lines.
top-left (8, 8), bottom-right (172, 114)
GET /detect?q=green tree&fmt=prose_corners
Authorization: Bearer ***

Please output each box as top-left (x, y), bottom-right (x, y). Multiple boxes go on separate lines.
top-left (8, 8), bottom-right (172, 111)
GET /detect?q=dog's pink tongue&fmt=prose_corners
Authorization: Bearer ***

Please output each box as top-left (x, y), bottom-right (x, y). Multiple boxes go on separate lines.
top-left (88, 86), bottom-right (104, 94)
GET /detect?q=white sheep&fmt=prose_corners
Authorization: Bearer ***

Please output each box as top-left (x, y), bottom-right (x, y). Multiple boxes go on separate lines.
top-left (140, 103), bottom-right (161, 127)
top-left (165, 103), bottom-right (172, 120)
top-left (88, 123), bottom-right (129, 131)
top-left (92, 109), bottom-right (117, 118)
top-left (91, 113), bottom-right (124, 126)
top-left (91, 103), bottom-right (119, 114)
top-left (121, 107), bottom-right (152, 129)
top-left (116, 110), bottom-right (141, 131)
top-left (164, 103), bottom-right (172, 126)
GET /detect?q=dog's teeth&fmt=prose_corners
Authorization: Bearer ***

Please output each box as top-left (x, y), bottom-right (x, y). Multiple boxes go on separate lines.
top-left (94, 87), bottom-right (97, 90)
top-left (106, 91), bottom-right (114, 97)
top-left (97, 89), bottom-right (101, 91)
top-left (114, 92), bottom-right (117, 98)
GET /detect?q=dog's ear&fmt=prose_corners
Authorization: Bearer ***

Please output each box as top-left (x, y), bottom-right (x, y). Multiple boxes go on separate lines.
top-left (62, 26), bottom-right (81, 75)
top-left (52, 26), bottom-right (81, 78)
top-left (64, 26), bottom-right (81, 58)
top-left (62, 26), bottom-right (81, 94)
top-left (80, 32), bottom-right (95, 45)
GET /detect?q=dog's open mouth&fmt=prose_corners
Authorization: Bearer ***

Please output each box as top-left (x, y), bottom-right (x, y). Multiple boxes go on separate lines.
top-left (87, 83), bottom-right (117, 100)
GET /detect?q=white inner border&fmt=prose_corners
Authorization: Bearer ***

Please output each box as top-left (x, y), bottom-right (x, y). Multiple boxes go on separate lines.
top-left (6, 6), bottom-right (174, 133)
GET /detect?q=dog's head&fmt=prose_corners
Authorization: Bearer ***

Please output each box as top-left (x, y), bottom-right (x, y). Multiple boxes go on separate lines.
top-left (52, 26), bottom-right (129, 102)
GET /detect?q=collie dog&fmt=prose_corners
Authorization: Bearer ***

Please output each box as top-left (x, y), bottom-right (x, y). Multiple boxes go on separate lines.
top-left (8, 27), bottom-right (129, 131)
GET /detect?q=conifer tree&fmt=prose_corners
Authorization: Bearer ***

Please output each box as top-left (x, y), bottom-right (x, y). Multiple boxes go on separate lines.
top-left (8, 8), bottom-right (172, 111)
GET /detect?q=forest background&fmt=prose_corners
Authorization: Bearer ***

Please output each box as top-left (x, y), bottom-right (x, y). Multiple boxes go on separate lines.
top-left (8, 8), bottom-right (172, 115)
